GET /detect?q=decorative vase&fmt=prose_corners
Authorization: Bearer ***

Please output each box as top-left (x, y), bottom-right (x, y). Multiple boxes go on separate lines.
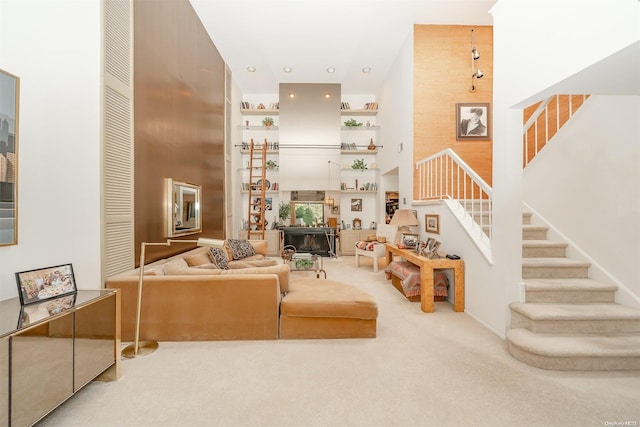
top-left (368, 138), bottom-right (376, 150)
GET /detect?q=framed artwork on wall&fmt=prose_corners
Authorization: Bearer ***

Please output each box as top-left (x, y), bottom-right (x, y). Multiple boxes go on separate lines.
top-left (425, 214), bottom-right (440, 234)
top-left (351, 198), bottom-right (362, 212)
top-left (456, 102), bottom-right (490, 140)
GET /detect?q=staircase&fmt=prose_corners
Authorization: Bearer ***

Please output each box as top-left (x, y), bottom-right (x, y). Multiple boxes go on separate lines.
top-left (506, 211), bottom-right (640, 370)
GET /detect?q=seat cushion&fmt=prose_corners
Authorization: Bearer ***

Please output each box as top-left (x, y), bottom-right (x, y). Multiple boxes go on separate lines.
top-left (281, 279), bottom-right (377, 320)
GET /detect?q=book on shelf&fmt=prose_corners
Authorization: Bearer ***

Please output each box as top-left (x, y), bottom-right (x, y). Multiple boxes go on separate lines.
top-left (340, 101), bottom-right (351, 110)
top-left (364, 102), bottom-right (378, 110)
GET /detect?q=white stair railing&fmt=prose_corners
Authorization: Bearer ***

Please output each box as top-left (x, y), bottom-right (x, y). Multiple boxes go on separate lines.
top-left (523, 94), bottom-right (589, 167)
top-left (416, 148), bottom-right (492, 241)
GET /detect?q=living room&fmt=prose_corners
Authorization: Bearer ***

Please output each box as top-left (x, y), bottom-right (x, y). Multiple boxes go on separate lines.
top-left (0, 0), bottom-right (639, 425)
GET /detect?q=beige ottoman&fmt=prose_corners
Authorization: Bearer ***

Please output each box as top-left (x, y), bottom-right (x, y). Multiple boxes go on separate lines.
top-left (279, 279), bottom-right (378, 339)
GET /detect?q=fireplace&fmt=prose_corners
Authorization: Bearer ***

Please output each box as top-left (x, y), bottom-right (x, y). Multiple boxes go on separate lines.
top-left (282, 227), bottom-right (337, 257)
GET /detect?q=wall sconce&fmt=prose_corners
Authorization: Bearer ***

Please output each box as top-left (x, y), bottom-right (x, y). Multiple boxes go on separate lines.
top-left (470, 29), bottom-right (484, 92)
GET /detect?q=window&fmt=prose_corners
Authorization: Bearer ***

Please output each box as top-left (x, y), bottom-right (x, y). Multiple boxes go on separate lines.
top-left (292, 202), bottom-right (325, 226)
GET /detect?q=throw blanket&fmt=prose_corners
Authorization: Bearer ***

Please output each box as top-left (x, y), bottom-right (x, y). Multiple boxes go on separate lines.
top-left (355, 241), bottom-right (377, 251)
top-left (385, 261), bottom-right (449, 299)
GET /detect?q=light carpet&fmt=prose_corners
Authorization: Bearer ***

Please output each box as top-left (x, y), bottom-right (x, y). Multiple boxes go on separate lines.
top-left (39, 256), bottom-right (640, 427)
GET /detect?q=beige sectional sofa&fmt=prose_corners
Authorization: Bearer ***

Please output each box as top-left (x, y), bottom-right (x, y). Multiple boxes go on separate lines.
top-left (106, 239), bottom-right (378, 341)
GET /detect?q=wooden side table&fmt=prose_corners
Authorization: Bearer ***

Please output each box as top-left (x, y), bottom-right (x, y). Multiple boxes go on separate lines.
top-left (385, 244), bottom-right (465, 313)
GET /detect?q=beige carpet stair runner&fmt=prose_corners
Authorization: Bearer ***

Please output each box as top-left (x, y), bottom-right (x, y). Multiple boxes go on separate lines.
top-left (506, 211), bottom-right (640, 371)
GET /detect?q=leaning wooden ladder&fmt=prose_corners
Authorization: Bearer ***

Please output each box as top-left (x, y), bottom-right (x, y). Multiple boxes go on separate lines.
top-left (247, 139), bottom-right (267, 240)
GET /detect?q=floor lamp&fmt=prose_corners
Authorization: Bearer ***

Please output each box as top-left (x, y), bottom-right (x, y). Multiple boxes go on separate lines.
top-left (121, 237), bottom-right (224, 358)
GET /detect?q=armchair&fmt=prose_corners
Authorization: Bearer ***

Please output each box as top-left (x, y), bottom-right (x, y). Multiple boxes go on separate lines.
top-left (354, 224), bottom-right (398, 272)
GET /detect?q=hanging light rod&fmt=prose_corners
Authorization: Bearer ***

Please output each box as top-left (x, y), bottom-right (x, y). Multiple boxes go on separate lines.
top-left (470, 29), bottom-right (484, 92)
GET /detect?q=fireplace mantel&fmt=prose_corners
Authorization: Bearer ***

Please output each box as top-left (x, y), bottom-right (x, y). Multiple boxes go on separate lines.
top-left (282, 227), bottom-right (337, 257)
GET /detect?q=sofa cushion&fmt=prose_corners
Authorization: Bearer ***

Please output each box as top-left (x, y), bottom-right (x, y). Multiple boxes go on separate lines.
top-left (225, 239), bottom-right (256, 260)
top-left (164, 257), bottom-right (223, 275)
top-left (195, 263), bottom-right (219, 270)
top-left (220, 264), bottom-right (290, 293)
top-left (183, 248), bottom-right (212, 267)
top-left (281, 280), bottom-right (378, 320)
top-left (228, 258), bottom-right (278, 269)
top-left (143, 265), bottom-right (166, 276)
top-left (209, 248), bottom-right (229, 269)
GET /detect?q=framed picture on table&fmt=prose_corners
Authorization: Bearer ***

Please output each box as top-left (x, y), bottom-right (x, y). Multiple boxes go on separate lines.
top-left (400, 233), bottom-right (419, 249)
top-left (15, 263), bottom-right (77, 305)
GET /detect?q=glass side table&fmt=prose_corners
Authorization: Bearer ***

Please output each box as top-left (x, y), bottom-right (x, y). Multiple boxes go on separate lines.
top-left (287, 253), bottom-right (326, 279)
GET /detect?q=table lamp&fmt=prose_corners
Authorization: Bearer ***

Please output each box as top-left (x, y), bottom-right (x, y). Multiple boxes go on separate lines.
top-left (389, 209), bottom-right (419, 233)
top-left (122, 237), bottom-right (225, 358)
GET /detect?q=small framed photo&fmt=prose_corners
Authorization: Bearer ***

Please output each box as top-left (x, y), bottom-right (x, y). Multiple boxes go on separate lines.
top-left (331, 205), bottom-right (340, 214)
top-left (425, 214), bottom-right (440, 234)
top-left (400, 233), bottom-right (419, 249)
top-left (351, 198), bottom-right (362, 212)
top-left (456, 103), bottom-right (490, 140)
top-left (15, 263), bottom-right (77, 305)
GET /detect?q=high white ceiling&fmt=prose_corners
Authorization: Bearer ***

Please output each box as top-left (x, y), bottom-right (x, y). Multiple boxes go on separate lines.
top-left (189, 0), bottom-right (496, 94)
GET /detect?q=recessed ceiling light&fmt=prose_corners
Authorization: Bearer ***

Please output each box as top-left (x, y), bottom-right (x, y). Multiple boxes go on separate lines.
top-left (247, 66), bottom-right (256, 72)
top-left (326, 67), bottom-right (335, 73)
top-left (362, 67), bottom-right (371, 73)
top-left (283, 66), bottom-right (293, 73)
top-left (324, 93), bottom-right (331, 99)
top-left (288, 92), bottom-right (295, 98)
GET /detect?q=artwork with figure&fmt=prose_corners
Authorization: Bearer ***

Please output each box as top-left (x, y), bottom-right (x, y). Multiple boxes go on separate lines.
top-left (456, 103), bottom-right (490, 140)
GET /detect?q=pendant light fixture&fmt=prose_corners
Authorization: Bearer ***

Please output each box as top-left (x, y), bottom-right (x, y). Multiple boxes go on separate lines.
top-left (470, 29), bottom-right (484, 92)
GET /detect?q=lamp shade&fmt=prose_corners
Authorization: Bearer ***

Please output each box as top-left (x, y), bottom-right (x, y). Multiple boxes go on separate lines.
top-left (389, 209), bottom-right (419, 227)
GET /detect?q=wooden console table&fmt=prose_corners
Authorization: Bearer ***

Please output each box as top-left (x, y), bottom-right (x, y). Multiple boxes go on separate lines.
top-left (385, 244), bottom-right (464, 313)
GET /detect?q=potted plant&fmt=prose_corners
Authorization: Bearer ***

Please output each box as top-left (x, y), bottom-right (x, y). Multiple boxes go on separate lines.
top-left (262, 117), bottom-right (274, 127)
top-left (344, 118), bottom-right (363, 127)
top-left (351, 159), bottom-right (367, 170)
top-left (278, 202), bottom-right (291, 223)
top-left (266, 160), bottom-right (278, 170)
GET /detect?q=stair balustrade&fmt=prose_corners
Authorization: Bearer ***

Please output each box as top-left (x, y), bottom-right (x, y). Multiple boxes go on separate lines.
top-left (416, 148), bottom-right (492, 242)
top-left (523, 94), bottom-right (589, 167)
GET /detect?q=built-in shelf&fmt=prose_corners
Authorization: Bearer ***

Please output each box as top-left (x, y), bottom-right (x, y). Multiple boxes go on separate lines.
top-left (341, 126), bottom-right (380, 131)
top-left (240, 109), bottom-right (279, 116)
top-left (239, 125), bottom-right (279, 131)
top-left (241, 190), bottom-right (279, 194)
top-left (340, 109), bottom-right (378, 116)
top-left (240, 149), bottom-right (279, 154)
top-left (340, 149), bottom-right (377, 155)
top-left (341, 168), bottom-right (380, 172)
top-left (340, 190), bottom-right (377, 194)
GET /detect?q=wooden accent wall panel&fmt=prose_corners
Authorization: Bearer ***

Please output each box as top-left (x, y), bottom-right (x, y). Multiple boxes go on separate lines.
top-left (134, 0), bottom-right (225, 263)
top-left (413, 25), bottom-right (493, 199)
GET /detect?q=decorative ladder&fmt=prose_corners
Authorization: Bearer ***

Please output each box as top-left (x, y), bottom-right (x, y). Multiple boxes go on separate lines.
top-left (247, 139), bottom-right (267, 239)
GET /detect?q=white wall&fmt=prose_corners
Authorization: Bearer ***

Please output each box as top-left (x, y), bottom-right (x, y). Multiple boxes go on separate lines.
top-left (377, 29), bottom-right (414, 212)
top-left (0, 0), bottom-right (101, 300)
top-left (485, 0), bottom-right (640, 335)
top-left (524, 96), bottom-right (640, 308)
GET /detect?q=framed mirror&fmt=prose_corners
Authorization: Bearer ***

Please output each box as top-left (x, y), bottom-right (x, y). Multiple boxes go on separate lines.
top-left (166, 179), bottom-right (201, 237)
top-left (0, 68), bottom-right (20, 246)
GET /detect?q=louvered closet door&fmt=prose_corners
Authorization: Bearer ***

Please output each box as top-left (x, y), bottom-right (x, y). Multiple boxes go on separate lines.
top-left (102, 0), bottom-right (134, 279)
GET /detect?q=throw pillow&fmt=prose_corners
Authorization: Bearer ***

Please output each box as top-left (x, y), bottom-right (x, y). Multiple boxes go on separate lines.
top-left (226, 239), bottom-right (256, 260)
top-left (183, 250), bottom-right (212, 267)
top-left (209, 247), bottom-right (229, 269)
